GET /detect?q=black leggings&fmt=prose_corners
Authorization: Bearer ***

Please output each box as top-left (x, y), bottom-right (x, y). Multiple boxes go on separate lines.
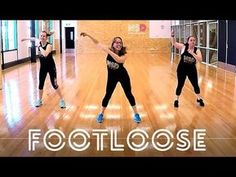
top-left (102, 69), bottom-right (136, 107)
top-left (38, 66), bottom-right (58, 90)
top-left (176, 66), bottom-right (200, 96)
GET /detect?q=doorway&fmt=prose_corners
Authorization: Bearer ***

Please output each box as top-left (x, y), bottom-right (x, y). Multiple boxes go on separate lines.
top-left (65, 27), bottom-right (75, 49)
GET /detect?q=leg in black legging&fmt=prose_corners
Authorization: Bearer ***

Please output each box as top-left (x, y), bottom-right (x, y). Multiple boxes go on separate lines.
top-left (48, 66), bottom-right (58, 89)
top-left (176, 71), bottom-right (187, 96)
top-left (119, 69), bottom-right (136, 106)
top-left (102, 74), bottom-right (118, 107)
top-left (39, 67), bottom-right (47, 90)
top-left (187, 67), bottom-right (200, 94)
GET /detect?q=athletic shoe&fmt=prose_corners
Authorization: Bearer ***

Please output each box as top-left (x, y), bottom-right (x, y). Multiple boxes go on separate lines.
top-left (35, 99), bottom-right (42, 107)
top-left (197, 99), bottom-right (205, 107)
top-left (133, 113), bottom-right (141, 123)
top-left (96, 113), bottom-right (104, 123)
top-left (174, 100), bottom-right (179, 108)
top-left (59, 99), bottom-right (66, 108)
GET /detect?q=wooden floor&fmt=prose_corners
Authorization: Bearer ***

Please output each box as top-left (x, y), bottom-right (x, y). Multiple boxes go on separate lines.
top-left (1, 51), bottom-right (236, 157)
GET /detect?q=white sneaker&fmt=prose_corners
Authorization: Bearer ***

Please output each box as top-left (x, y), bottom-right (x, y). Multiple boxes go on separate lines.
top-left (59, 99), bottom-right (66, 108)
top-left (35, 99), bottom-right (42, 107)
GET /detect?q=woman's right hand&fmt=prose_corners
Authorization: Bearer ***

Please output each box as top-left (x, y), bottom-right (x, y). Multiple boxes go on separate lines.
top-left (80, 32), bottom-right (98, 44)
top-left (171, 30), bottom-right (175, 37)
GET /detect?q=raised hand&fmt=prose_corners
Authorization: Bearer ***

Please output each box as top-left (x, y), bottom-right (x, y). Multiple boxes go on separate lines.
top-left (171, 30), bottom-right (175, 37)
top-left (80, 32), bottom-right (87, 37)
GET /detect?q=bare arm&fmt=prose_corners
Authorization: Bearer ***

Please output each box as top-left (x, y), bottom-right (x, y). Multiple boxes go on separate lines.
top-left (39, 44), bottom-right (52, 57)
top-left (171, 36), bottom-right (184, 50)
top-left (80, 32), bottom-right (98, 44)
top-left (170, 31), bottom-right (184, 50)
top-left (188, 49), bottom-right (202, 62)
top-left (21, 37), bottom-right (39, 42)
top-left (80, 32), bottom-right (126, 63)
top-left (21, 37), bottom-right (40, 47)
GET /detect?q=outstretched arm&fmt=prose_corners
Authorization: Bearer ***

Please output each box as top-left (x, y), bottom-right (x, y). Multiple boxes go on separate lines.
top-left (21, 37), bottom-right (39, 42)
top-left (170, 31), bottom-right (184, 51)
top-left (80, 32), bottom-right (126, 63)
top-left (80, 32), bottom-right (98, 44)
top-left (21, 37), bottom-right (40, 46)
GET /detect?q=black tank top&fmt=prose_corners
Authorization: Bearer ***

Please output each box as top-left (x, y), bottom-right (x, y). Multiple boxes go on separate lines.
top-left (106, 54), bottom-right (124, 71)
top-left (38, 42), bottom-right (55, 67)
top-left (180, 43), bottom-right (197, 65)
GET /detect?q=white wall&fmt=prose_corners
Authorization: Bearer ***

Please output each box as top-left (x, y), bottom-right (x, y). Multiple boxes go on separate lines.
top-left (2, 20), bottom-right (30, 63)
top-left (17, 20), bottom-right (31, 59)
top-left (149, 20), bottom-right (171, 38)
top-left (54, 20), bottom-right (60, 39)
top-left (53, 20), bottom-right (60, 50)
top-left (3, 50), bottom-right (18, 63)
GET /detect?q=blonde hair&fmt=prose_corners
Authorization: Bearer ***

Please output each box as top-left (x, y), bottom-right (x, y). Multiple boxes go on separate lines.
top-left (41, 30), bottom-right (54, 37)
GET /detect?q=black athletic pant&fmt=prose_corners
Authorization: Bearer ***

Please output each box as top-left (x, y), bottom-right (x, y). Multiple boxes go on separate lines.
top-left (102, 68), bottom-right (136, 107)
top-left (176, 66), bottom-right (200, 96)
top-left (38, 63), bottom-right (58, 90)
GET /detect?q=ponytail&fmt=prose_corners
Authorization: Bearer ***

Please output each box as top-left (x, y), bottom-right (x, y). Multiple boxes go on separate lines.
top-left (42, 30), bottom-right (54, 37)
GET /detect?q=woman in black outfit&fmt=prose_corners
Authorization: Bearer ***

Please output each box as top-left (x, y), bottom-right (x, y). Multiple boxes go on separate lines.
top-left (80, 32), bottom-right (141, 123)
top-left (22, 31), bottom-right (66, 108)
top-left (171, 32), bottom-right (205, 108)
